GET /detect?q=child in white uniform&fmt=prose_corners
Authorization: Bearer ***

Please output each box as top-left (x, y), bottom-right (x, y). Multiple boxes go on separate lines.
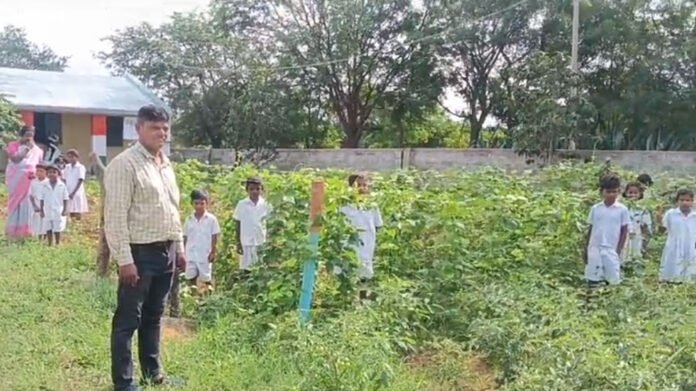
top-left (29, 164), bottom-right (49, 238)
top-left (234, 177), bottom-right (271, 270)
top-left (64, 149), bottom-right (88, 220)
top-left (40, 165), bottom-right (69, 246)
top-left (621, 182), bottom-right (653, 273)
top-left (184, 190), bottom-right (221, 285)
top-left (584, 175), bottom-right (630, 286)
top-left (339, 173), bottom-right (383, 300)
top-left (657, 189), bottom-right (696, 283)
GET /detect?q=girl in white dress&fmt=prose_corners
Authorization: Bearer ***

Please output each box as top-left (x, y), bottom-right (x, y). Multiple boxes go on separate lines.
top-left (63, 149), bottom-right (89, 220)
top-left (658, 189), bottom-right (696, 283)
top-left (621, 182), bottom-right (653, 274)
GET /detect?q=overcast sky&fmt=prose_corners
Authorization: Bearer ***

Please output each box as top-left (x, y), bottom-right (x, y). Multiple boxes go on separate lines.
top-left (0, 0), bottom-right (210, 74)
top-left (0, 0), bottom-right (465, 113)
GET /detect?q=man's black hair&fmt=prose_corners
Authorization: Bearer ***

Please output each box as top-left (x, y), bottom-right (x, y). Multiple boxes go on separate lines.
top-left (599, 174), bottom-right (621, 191)
top-left (637, 173), bottom-right (653, 187)
top-left (676, 189), bottom-right (694, 202)
top-left (246, 176), bottom-right (263, 189)
top-left (191, 189), bottom-right (208, 202)
top-left (137, 105), bottom-right (169, 124)
top-left (19, 125), bottom-right (34, 136)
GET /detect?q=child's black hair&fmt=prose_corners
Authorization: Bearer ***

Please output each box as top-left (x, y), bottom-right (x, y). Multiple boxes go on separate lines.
top-left (348, 173), bottom-right (368, 187)
top-left (190, 189), bottom-right (208, 202)
top-left (245, 176), bottom-right (263, 189)
top-left (675, 189), bottom-right (694, 202)
top-left (19, 125), bottom-right (35, 136)
top-left (623, 181), bottom-right (644, 199)
top-left (46, 165), bottom-right (60, 173)
top-left (599, 174), bottom-right (621, 191)
top-left (637, 173), bottom-right (653, 187)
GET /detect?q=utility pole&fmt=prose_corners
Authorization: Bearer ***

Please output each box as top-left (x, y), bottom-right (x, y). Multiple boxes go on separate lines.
top-left (569, 0), bottom-right (580, 150)
top-left (571, 0), bottom-right (580, 91)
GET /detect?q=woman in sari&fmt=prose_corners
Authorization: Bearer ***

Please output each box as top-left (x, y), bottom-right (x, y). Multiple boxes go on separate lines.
top-left (5, 125), bottom-right (44, 239)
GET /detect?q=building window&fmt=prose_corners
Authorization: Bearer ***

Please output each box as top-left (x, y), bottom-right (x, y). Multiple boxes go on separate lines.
top-left (34, 112), bottom-right (62, 145)
top-left (106, 116), bottom-right (124, 147)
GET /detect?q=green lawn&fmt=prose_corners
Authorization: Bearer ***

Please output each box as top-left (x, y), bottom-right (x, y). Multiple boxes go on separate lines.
top-left (0, 232), bottom-right (482, 391)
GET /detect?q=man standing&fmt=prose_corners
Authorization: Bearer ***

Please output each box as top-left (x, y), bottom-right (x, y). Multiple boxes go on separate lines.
top-left (104, 105), bottom-right (185, 391)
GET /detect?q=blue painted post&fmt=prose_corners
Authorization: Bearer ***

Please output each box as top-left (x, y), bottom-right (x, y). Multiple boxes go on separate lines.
top-left (299, 181), bottom-right (326, 324)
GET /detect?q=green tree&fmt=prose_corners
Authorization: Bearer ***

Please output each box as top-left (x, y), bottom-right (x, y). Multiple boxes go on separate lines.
top-left (434, 0), bottom-right (540, 147)
top-left (256, 0), bottom-right (439, 148)
top-left (0, 25), bottom-right (67, 71)
top-left (0, 95), bottom-right (22, 148)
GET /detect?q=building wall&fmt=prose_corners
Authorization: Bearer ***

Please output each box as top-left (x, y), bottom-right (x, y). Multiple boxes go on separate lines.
top-left (61, 114), bottom-right (93, 161)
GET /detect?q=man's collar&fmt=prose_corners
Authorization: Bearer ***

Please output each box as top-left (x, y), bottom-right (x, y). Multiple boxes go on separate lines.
top-left (135, 142), bottom-right (169, 165)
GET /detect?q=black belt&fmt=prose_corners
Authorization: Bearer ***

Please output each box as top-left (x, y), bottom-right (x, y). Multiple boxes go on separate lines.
top-left (130, 241), bottom-right (172, 249)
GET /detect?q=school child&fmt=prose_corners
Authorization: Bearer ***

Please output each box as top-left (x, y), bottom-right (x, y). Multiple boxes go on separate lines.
top-left (637, 173), bottom-right (654, 199)
top-left (63, 149), bottom-right (88, 220)
top-left (657, 189), bottom-right (696, 283)
top-left (584, 175), bottom-right (630, 287)
top-left (340, 173), bottom-right (384, 300)
top-left (29, 164), bottom-right (49, 238)
top-left (234, 177), bottom-right (271, 270)
top-left (621, 182), bottom-right (653, 273)
top-left (40, 165), bottom-right (69, 246)
top-left (184, 190), bottom-right (221, 285)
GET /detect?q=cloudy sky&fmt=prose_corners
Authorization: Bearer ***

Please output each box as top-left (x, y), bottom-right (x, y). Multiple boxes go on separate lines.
top-left (0, 0), bottom-right (210, 74)
top-left (0, 0), bottom-right (465, 113)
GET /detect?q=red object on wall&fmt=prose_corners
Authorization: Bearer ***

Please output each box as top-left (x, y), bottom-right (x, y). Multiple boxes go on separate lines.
top-left (92, 115), bottom-right (107, 136)
top-left (20, 111), bottom-right (34, 126)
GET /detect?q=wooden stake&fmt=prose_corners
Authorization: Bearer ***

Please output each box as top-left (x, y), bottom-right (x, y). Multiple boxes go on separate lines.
top-left (299, 181), bottom-right (326, 323)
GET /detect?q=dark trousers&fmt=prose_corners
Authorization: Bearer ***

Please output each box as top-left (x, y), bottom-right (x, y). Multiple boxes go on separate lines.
top-left (111, 242), bottom-right (174, 390)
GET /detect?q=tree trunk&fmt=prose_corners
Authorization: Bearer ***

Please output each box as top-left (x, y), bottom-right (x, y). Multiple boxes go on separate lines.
top-left (341, 123), bottom-right (362, 148)
top-left (469, 120), bottom-right (482, 148)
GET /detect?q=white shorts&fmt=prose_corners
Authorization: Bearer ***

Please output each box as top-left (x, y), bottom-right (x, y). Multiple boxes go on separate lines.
top-left (185, 261), bottom-right (212, 282)
top-left (240, 246), bottom-right (258, 270)
top-left (585, 247), bottom-right (621, 285)
top-left (44, 217), bottom-right (67, 233)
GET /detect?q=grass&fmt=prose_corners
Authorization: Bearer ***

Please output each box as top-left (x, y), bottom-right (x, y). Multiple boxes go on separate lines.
top-left (0, 185), bottom-right (490, 391)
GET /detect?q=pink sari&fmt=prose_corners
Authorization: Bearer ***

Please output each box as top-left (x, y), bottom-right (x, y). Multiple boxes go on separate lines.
top-left (5, 141), bottom-right (43, 238)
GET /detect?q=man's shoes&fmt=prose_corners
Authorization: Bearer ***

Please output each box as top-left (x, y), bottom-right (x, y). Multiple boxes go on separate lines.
top-left (142, 374), bottom-right (186, 387)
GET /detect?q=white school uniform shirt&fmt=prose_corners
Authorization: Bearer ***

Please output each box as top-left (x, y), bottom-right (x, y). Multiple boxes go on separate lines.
top-left (30, 178), bottom-right (48, 208)
top-left (660, 208), bottom-right (696, 282)
top-left (184, 212), bottom-right (221, 264)
top-left (40, 181), bottom-right (69, 220)
top-left (587, 201), bottom-right (630, 250)
top-left (233, 197), bottom-right (271, 246)
top-left (340, 205), bottom-right (383, 263)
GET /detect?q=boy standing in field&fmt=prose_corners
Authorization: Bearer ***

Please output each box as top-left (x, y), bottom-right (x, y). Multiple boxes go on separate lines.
top-left (184, 190), bottom-right (221, 286)
top-left (40, 165), bottom-right (69, 246)
top-left (234, 177), bottom-right (271, 270)
top-left (168, 190), bottom-right (221, 318)
top-left (341, 173), bottom-right (383, 300)
top-left (29, 164), bottom-right (48, 239)
top-left (584, 175), bottom-right (630, 287)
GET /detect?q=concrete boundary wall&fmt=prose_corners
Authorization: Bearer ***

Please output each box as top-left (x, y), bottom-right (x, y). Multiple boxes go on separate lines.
top-left (3, 148), bottom-right (696, 173)
top-left (169, 148), bottom-right (696, 173)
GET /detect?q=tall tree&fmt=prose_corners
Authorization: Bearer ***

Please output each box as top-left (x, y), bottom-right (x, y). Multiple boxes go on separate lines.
top-left (254, 0), bottom-right (439, 148)
top-left (0, 25), bottom-right (68, 71)
top-left (435, 0), bottom-right (540, 147)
